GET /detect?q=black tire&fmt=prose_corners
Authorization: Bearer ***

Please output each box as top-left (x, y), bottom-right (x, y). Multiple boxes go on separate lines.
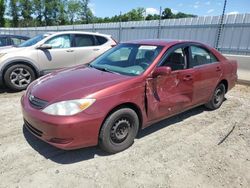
top-left (99, 108), bottom-right (139, 154)
top-left (4, 64), bottom-right (36, 91)
top-left (205, 83), bottom-right (226, 110)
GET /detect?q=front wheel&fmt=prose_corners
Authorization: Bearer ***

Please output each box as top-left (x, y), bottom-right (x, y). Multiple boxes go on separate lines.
top-left (205, 83), bottom-right (226, 110)
top-left (4, 64), bottom-right (36, 91)
top-left (99, 108), bottom-right (139, 154)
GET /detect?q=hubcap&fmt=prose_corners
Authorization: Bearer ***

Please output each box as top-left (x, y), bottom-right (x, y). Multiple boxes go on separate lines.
top-left (214, 87), bottom-right (224, 105)
top-left (110, 118), bottom-right (131, 144)
top-left (10, 68), bottom-right (31, 88)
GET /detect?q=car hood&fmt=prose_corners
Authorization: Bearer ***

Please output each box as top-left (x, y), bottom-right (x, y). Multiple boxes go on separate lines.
top-left (30, 66), bottom-right (132, 102)
top-left (0, 46), bottom-right (29, 53)
top-left (0, 46), bottom-right (13, 51)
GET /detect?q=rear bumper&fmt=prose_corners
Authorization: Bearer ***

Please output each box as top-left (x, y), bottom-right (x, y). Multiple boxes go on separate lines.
top-left (228, 73), bottom-right (237, 91)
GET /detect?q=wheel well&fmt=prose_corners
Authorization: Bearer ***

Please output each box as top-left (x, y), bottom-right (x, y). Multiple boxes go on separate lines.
top-left (2, 62), bottom-right (39, 81)
top-left (219, 79), bottom-right (228, 93)
top-left (99, 103), bottom-right (143, 135)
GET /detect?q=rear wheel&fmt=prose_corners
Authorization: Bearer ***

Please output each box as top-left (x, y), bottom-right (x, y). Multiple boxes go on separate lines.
top-left (99, 108), bottom-right (139, 154)
top-left (4, 64), bottom-right (36, 91)
top-left (205, 83), bottom-right (225, 110)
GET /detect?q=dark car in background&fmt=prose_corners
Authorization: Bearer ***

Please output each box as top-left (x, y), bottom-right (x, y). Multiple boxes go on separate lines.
top-left (0, 34), bottom-right (30, 49)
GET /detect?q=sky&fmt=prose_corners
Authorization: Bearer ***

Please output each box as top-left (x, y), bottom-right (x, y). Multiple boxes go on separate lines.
top-left (90, 0), bottom-right (250, 17)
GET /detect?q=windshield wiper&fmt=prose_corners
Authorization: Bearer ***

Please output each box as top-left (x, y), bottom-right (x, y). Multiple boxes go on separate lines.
top-left (88, 64), bottom-right (114, 74)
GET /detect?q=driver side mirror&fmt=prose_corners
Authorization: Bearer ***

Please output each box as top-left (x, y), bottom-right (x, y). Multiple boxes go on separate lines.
top-left (36, 44), bottom-right (52, 50)
top-left (153, 66), bottom-right (171, 77)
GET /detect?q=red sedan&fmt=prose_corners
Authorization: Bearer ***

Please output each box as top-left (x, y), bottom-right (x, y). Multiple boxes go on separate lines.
top-left (21, 40), bottom-right (237, 153)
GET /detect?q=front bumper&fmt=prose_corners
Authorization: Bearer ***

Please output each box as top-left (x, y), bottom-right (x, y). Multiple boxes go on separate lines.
top-left (21, 95), bottom-right (104, 150)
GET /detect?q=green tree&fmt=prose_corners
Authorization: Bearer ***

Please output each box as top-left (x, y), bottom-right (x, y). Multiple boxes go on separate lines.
top-left (127, 8), bottom-right (146, 21)
top-left (51, 0), bottom-right (61, 25)
top-left (0, 0), bottom-right (5, 26)
top-left (175, 12), bottom-right (197, 19)
top-left (44, 0), bottom-right (55, 26)
top-left (58, 0), bottom-right (68, 25)
top-left (145, 14), bottom-right (160, 21)
top-left (19, 0), bottom-right (33, 26)
top-left (162, 8), bottom-right (174, 19)
top-left (68, 0), bottom-right (81, 24)
top-left (103, 7), bottom-right (146, 23)
top-left (79, 0), bottom-right (93, 24)
top-left (103, 17), bottom-right (111, 23)
top-left (9, 0), bottom-right (19, 27)
top-left (33, 0), bottom-right (44, 26)
top-left (2, 2), bottom-right (198, 27)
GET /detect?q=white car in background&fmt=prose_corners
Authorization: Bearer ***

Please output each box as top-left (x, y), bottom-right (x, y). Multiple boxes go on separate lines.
top-left (0, 31), bottom-right (117, 91)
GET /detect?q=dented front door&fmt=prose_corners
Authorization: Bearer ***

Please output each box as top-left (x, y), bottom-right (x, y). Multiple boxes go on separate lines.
top-left (146, 69), bottom-right (193, 121)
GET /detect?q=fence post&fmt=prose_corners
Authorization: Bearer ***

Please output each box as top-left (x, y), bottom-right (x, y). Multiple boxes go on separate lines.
top-left (157, 6), bottom-right (162, 39)
top-left (118, 11), bottom-right (122, 42)
top-left (215, 0), bottom-right (227, 50)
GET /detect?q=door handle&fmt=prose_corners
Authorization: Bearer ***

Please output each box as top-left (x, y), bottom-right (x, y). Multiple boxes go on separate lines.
top-left (183, 75), bottom-right (193, 81)
top-left (93, 48), bottom-right (100, 51)
top-left (216, 66), bottom-right (222, 72)
top-left (66, 49), bottom-right (74, 52)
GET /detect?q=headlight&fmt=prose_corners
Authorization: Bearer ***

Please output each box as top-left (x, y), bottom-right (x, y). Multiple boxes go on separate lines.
top-left (42, 99), bottom-right (96, 116)
top-left (0, 53), bottom-right (6, 58)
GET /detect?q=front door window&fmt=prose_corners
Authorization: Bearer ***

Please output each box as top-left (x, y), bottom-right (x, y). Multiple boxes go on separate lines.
top-left (45, 35), bottom-right (71, 49)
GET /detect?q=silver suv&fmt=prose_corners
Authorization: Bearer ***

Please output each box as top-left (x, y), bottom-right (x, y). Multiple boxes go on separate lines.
top-left (0, 31), bottom-right (116, 91)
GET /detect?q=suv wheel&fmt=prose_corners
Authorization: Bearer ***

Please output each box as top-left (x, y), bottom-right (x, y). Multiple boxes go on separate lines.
top-left (4, 64), bottom-right (36, 91)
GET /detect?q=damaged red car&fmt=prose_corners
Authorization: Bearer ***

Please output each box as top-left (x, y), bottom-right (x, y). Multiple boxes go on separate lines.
top-left (21, 40), bottom-right (237, 153)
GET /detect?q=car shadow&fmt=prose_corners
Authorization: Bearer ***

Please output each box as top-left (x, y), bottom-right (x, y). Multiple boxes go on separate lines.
top-left (23, 103), bottom-right (224, 164)
top-left (22, 125), bottom-right (109, 164)
top-left (137, 105), bottom-right (207, 138)
top-left (0, 85), bottom-right (17, 94)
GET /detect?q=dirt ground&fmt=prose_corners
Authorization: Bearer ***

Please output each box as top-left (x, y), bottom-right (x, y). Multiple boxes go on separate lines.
top-left (0, 84), bottom-right (249, 188)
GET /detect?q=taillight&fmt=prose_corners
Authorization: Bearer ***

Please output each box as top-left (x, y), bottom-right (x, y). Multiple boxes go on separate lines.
top-left (111, 37), bottom-right (118, 44)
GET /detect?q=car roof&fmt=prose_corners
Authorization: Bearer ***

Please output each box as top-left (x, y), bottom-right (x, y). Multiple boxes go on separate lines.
top-left (123, 39), bottom-right (205, 47)
top-left (45, 31), bottom-right (112, 37)
top-left (123, 39), bottom-right (225, 61)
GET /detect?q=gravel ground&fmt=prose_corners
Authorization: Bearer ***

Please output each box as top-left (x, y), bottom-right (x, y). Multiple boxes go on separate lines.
top-left (0, 85), bottom-right (249, 188)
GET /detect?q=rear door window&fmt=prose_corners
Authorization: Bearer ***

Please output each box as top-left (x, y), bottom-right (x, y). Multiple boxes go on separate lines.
top-left (74, 34), bottom-right (95, 47)
top-left (190, 46), bottom-right (218, 68)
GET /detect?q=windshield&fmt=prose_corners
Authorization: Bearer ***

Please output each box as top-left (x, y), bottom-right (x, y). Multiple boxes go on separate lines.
top-left (90, 44), bottom-right (163, 76)
top-left (18, 34), bottom-right (48, 47)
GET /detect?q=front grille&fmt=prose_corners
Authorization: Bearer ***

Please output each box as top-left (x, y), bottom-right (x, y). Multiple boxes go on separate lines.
top-left (24, 119), bottom-right (43, 137)
top-left (29, 95), bottom-right (48, 109)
